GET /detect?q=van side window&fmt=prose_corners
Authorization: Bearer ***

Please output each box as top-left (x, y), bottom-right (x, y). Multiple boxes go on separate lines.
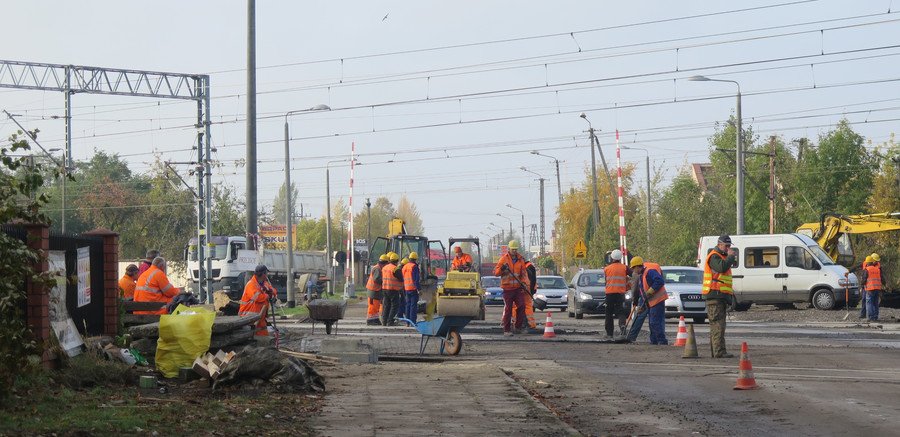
top-left (744, 247), bottom-right (779, 268)
top-left (786, 247), bottom-right (819, 270)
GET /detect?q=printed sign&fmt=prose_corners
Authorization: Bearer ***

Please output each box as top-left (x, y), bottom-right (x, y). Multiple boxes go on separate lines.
top-left (49, 251), bottom-right (83, 356)
top-left (259, 225), bottom-right (296, 250)
top-left (574, 240), bottom-right (587, 259)
top-left (76, 247), bottom-right (91, 308)
top-left (236, 249), bottom-right (259, 271)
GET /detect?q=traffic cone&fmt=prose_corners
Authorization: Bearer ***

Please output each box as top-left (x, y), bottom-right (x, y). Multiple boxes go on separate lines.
top-left (682, 324), bottom-right (699, 359)
top-left (542, 312), bottom-right (557, 339)
top-left (673, 316), bottom-right (688, 346)
top-left (734, 342), bottom-right (759, 390)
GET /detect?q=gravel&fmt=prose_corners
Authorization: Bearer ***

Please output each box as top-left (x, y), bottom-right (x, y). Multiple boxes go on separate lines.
top-left (728, 304), bottom-right (900, 324)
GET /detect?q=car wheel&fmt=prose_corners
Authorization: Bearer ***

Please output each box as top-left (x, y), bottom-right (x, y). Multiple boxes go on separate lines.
top-left (575, 311), bottom-right (584, 319)
top-left (733, 302), bottom-right (752, 312)
top-left (812, 289), bottom-right (836, 310)
top-left (692, 316), bottom-right (706, 324)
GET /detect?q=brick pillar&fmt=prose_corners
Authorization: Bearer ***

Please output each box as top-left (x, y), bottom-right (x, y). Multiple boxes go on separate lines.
top-left (83, 229), bottom-right (119, 336)
top-left (23, 223), bottom-right (53, 369)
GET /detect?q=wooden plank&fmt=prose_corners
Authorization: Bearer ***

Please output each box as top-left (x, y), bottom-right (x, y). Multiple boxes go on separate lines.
top-left (128, 314), bottom-right (261, 339)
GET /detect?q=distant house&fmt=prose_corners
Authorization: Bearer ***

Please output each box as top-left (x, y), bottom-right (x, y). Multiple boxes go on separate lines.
top-left (691, 163), bottom-right (713, 193)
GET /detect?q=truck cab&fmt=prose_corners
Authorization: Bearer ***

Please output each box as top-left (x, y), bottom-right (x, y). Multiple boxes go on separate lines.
top-left (186, 236), bottom-right (248, 297)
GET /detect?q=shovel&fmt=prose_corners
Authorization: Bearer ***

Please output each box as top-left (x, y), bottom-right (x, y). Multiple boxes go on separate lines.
top-left (842, 272), bottom-right (851, 321)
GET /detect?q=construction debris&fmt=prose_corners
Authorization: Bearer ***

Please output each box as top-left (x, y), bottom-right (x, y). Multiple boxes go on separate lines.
top-left (212, 346), bottom-right (325, 392)
top-left (192, 350), bottom-right (237, 380)
top-left (126, 314), bottom-right (261, 364)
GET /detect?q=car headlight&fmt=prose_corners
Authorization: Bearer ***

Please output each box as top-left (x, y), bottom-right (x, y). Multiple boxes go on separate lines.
top-left (625, 292), bottom-right (632, 300)
top-left (577, 292), bottom-right (592, 301)
top-left (534, 294), bottom-right (546, 301)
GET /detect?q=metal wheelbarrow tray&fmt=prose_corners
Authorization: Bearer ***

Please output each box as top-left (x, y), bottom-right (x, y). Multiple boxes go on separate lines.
top-left (398, 315), bottom-right (472, 356)
top-left (307, 299), bottom-right (347, 334)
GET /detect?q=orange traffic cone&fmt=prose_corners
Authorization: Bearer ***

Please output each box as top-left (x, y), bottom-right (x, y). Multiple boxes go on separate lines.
top-left (734, 342), bottom-right (759, 390)
top-left (542, 312), bottom-right (557, 339)
top-left (673, 316), bottom-right (688, 347)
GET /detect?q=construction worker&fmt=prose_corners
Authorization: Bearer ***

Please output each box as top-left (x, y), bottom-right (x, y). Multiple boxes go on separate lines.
top-left (864, 253), bottom-right (884, 322)
top-left (239, 264), bottom-right (277, 336)
top-left (603, 249), bottom-right (629, 340)
top-left (512, 258), bottom-right (538, 332)
top-left (857, 255), bottom-right (873, 319)
top-left (402, 252), bottom-right (421, 325)
top-left (381, 252), bottom-right (403, 326)
top-left (137, 249), bottom-right (159, 277)
top-left (118, 264), bottom-right (139, 299)
top-left (451, 246), bottom-right (474, 272)
top-left (397, 258), bottom-right (409, 320)
top-left (365, 255), bottom-right (388, 325)
top-left (134, 257), bottom-right (180, 315)
top-left (703, 235), bottom-right (738, 358)
top-left (624, 257), bottom-right (668, 345)
top-left (494, 240), bottom-right (530, 336)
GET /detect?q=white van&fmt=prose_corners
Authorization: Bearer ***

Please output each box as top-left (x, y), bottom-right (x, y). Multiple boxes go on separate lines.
top-left (697, 234), bottom-right (860, 310)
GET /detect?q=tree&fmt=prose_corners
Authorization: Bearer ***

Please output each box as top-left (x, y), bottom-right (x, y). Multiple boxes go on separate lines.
top-left (651, 173), bottom-right (729, 265)
top-left (211, 184), bottom-right (245, 237)
top-left (353, 197), bottom-right (395, 241)
top-left (271, 181), bottom-right (298, 226)
top-left (396, 195), bottom-right (424, 235)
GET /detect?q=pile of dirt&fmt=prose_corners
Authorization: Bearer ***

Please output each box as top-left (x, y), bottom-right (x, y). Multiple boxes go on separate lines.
top-left (729, 305), bottom-right (900, 324)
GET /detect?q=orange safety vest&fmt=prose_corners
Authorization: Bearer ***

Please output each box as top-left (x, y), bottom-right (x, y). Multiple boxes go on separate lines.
top-left (604, 262), bottom-right (628, 294)
top-left (451, 253), bottom-right (473, 271)
top-left (493, 253), bottom-right (529, 291)
top-left (366, 263), bottom-right (383, 292)
top-left (642, 262), bottom-right (667, 307)
top-left (702, 251), bottom-right (734, 296)
top-left (134, 266), bottom-right (179, 315)
top-left (118, 274), bottom-right (136, 299)
top-left (239, 275), bottom-right (273, 316)
top-left (382, 263), bottom-right (403, 291)
top-left (865, 262), bottom-right (883, 291)
top-left (403, 261), bottom-right (418, 291)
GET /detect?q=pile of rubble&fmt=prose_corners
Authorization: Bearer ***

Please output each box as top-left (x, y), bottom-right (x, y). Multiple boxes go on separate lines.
top-left (129, 313), bottom-right (261, 364)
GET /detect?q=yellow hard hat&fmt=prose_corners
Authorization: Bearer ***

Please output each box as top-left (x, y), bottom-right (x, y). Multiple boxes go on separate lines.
top-left (871, 253), bottom-right (881, 262)
top-left (629, 256), bottom-right (644, 268)
top-left (865, 255), bottom-right (873, 264)
top-left (389, 252), bottom-right (400, 262)
top-left (409, 251), bottom-right (418, 260)
top-left (379, 254), bottom-right (389, 262)
top-left (508, 240), bottom-right (520, 250)
top-left (401, 258), bottom-right (409, 265)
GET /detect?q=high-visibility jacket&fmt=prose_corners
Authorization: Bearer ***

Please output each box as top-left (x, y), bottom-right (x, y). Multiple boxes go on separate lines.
top-left (642, 262), bottom-right (667, 307)
top-left (604, 262), bottom-right (628, 294)
top-left (451, 253), bottom-right (473, 271)
top-left (402, 261), bottom-right (420, 291)
top-left (703, 250), bottom-right (734, 297)
top-left (366, 263), bottom-right (384, 292)
top-left (494, 253), bottom-right (530, 292)
top-left (239, 275), bottom-right (274, 336)
top-left (134, 266), bottom-right (179, 315)
top-left (865, 262), bottom-right (883, 291)
top-left (118, 274), bottom-right (136, 299)
top-left (382, 263), bottom-right (403, 291)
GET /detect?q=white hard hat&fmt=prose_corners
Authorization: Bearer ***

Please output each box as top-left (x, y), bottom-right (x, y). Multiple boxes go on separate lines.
top-left (610, 249), bottom-right (623, 261)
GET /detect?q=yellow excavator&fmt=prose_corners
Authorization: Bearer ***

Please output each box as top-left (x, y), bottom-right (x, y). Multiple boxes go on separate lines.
top-left (796, 212), bottom-right (900, 306)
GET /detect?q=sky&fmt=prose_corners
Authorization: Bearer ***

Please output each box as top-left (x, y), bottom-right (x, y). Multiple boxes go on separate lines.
top-left (2, 0), bottom-right (899, 246)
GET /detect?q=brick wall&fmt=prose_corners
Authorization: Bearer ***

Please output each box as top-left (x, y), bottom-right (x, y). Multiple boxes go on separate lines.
top-left (83, 229), bottom-right (119, 336)
top-left (24, 223), bottom-right (53, 369)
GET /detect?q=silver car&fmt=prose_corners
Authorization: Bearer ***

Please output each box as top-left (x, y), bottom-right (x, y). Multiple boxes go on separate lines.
top-left (535, 276), bottom-right (568, 310)
top-left (661, 266), bottom-right (707, 323)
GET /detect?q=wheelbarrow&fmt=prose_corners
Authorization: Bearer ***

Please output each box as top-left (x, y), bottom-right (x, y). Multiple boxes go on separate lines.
top-left (307, 299), bottom-right (346, 334)
top-left (398, 316), bottom-right (472, 356)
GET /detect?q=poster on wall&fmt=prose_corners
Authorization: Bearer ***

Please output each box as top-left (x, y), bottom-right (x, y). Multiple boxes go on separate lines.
top-left (76, 246), bottom-right (91, 308)
top-left (49, 251), bottom-right (84, 356)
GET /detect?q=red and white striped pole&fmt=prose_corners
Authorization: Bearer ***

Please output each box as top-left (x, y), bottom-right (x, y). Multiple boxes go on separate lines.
top-left (615, 130), bottom-right (629, 264)
top-left (346, 142), bottom-right (356, 297)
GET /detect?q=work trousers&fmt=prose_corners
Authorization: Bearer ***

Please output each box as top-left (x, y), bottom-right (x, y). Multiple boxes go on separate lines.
top-left (512, 294), bottom-right (536, 329)
top-left (859, 289), bottom-right (867, 318)
top-left (604, 293), bottom-right (627, 337)
top-left (366, 290), bottom-right (383, 322)
top-left (404, 291), bottom-right (419, 324)
top-left (706, 298), bottom-right (728, 357)
top-left (381, 290), bottom-right (401, 325)
top-left (866, 290), bottom-right (881, 321)
top-left (397, 291), bottom-right (407, 319)
top-left (626, 300), bottom-right (647, 342)
top-left (502, 289), bottom-right (526, 333)
top-left (647, 304), bottom-right (668, 345)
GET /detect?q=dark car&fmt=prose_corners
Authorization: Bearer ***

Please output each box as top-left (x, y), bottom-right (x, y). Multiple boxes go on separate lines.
top-left (481, 275), bottom-right (503, 305)
top-left (566, 269), bottom-right (606, 319)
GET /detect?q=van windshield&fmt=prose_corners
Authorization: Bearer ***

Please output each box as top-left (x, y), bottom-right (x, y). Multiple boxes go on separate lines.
top-left (807, 245), bottom-right (834, 265)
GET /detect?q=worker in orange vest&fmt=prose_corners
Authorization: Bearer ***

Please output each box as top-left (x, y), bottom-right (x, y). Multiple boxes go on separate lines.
top-left (451, 246), bottom-right (474, 272)
top-left (603, 249), bottom-right (629, 339)
top-left (239, 264), bottom-right (277, 336)
top-left (118, 264), bottom-right (139, 299)
top-left (402, 252), bottom-right (421, 325)
top-left (624, 256), bottom-right (668, 345)
top-left (701, 235), bottom-right (738, 358)
top-left (512, 258), bottom-right (537, 332)
top-left (366, 254), bottom-right (388, 325)
top-left (494, 240), bottom-right (530, 336)
top-left (864, 253), bottom-right (885, 322)
top-left (381, 252), bottom-right (403, 326)
top-left (133, 257), bottom-right (180, 315)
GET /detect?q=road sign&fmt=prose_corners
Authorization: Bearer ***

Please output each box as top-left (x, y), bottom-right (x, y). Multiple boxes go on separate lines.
top-left (574, 240), bottom-right (587, 259)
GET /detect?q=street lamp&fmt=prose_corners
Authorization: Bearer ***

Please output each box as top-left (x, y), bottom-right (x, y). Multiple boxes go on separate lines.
top-left (521, 166), bottom-right (547, 255)
top-left (325, 158), bottom-right (347, 297)
top-left (505, 204), bottom-right (525, 244)
top-left (530, 151), bottom-right (565, 272)
top-left (496, 213), bottom-right (513, 237)
top-left (621, 145), bottom-right (651, 248)
top-left (284, 104), bottom-right (331, 307)
top-left (687, 75), bottom-right (743, 235)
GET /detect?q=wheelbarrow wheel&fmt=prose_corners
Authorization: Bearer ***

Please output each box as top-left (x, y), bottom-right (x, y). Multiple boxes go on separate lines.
top-left (445, 329), bottom-right (463, 355)
top-left (325, 320), bottom-right (334, 334)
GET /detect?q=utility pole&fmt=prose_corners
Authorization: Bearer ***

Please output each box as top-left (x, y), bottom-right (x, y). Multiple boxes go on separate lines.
top-left (246, 0), bottom-right (258, 246)
top-left (769, 136), bottom-right (777, 234)
top-left (366, 198), bottom-right (372, 257)
top-left (539, 178), bottom-right (546, 255)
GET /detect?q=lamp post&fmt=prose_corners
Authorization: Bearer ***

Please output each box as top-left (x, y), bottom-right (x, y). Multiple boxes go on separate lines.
top-left (621, 145), bottom-right (651, 249)
top-left (579, 114), bottom-right (616, 231)
top-left (283, 104), bottom-right (331, 307)
top-left (505, 204), bottom-right (525, 244)
top-left (496, 213), bottom-right (513, 238)
top-left (325, 158), bottom-right (346, 296)
top-left (530, 151), bottom-right (565, 272)
top-left (488, 222), bottom-right (504, 243)
top-left (521, 167), bottom-right (546, 255)
top-left (687, 75), bottom-right (743, 235)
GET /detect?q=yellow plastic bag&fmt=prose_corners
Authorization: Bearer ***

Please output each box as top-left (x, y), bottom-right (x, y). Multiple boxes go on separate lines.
top-left (155, 304), bottom-right (215, 378)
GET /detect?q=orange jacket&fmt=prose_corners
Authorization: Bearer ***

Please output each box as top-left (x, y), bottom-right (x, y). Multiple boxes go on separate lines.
top-left (642, 262), bottom-right (668, 308)
top-left (239, 275), bottom-right (275, 316)
top-left (134, 266), bottom-right (179, 315)
top-left (494, 252), bottom-right (530, 291)
top-left (402, 261), bottom-right (420, 291)
top-left (382, 263), bottom-right (403, 291)
top-left (603, 262), bottom-right (628, 294)
top-left (118, 274), bottom-right (137, 299)
top-left (865, 262), bottom-right (883, 291)
top-left (451, 253), bottom-right (473, 271)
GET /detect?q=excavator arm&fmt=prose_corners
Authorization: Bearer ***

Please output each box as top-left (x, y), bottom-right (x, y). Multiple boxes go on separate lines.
top-left (797, 212), bottom-right (900, 266)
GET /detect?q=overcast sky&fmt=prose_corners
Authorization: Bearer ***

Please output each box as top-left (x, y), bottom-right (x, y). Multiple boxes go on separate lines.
top-left (3, 0), bottom-right (898, 245)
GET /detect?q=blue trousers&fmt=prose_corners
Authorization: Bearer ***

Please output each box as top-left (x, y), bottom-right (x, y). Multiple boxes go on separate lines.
top-left (648, 304), bottom-right (668, 345)
top-left (404, 291), bottom-right (419, 324)
top-left (397, 291), bottom-right (407, 318)
top-left (866, 290), bottom-right (880, 321)
top-left (859, 290), bottom-right (867, 318)
top-left (627, 301), bottom-right (647, 342)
